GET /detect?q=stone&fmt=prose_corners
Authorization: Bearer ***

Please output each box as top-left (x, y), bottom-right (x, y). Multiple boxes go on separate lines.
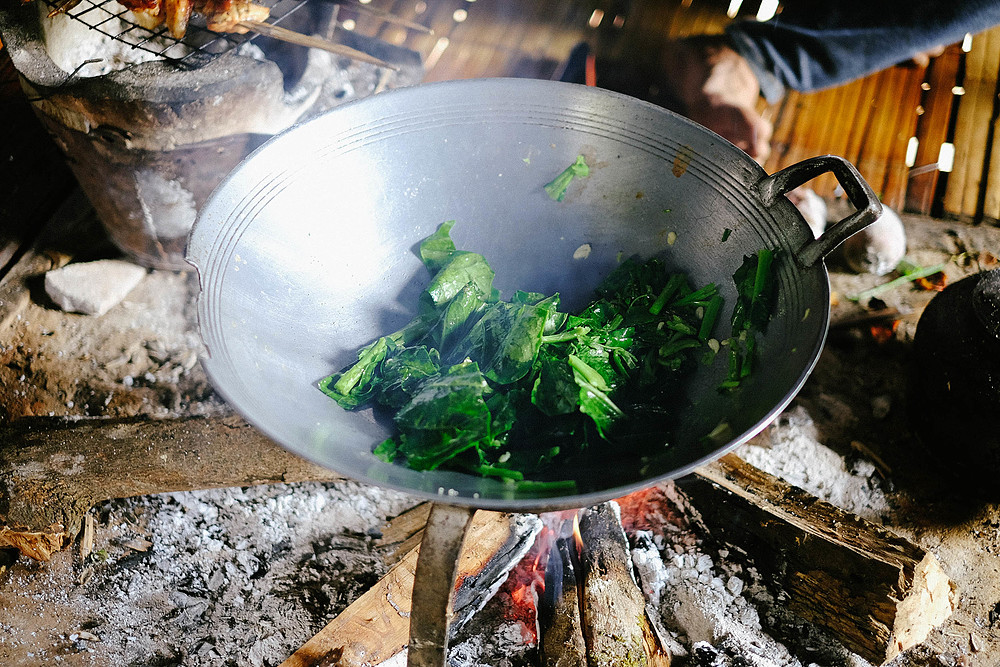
top-left (44, 260), bottom-right (147, 316)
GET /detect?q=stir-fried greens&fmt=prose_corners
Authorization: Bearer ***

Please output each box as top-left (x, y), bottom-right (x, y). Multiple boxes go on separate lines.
top-left (320, 221), bottom-right (777, 485)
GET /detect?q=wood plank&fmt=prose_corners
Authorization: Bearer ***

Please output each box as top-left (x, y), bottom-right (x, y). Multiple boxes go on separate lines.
top-left (810, 83), bottom-right (854, 197)
top-left (839, 73), bottom-right (882, 173)
top-left (0, 414), bottom-right (341, 557)
top-left (763, 91), bottom-right (805, 174)
top-left (681, 453), bottom-right (955, 666)
top-left (808, 81), bottom-right (857, 197)
top-left (881, 66), bottom-right (926, 210)
top-left (856, 66), bottom-right (908, 201)
top-left (984, 65), bottom-right (1000, 220)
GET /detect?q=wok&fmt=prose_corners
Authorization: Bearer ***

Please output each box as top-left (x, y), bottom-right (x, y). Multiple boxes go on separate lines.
top-left (186, 78), bottom-right (879, 664)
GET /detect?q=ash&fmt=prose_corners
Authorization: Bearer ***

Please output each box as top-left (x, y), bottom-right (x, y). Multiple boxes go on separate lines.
top-left (2, 481), bottom-right (415, 666)
top-left (738, 405), bottom-right (890, 523)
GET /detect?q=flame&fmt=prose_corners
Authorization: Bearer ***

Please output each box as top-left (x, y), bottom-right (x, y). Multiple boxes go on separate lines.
top-left (572, 513), bottom-right (583, 554)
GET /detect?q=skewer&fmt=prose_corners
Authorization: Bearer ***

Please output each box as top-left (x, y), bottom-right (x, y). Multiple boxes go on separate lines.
top-left (46, 0), bottom-right (83, 18)
top-left (236, 20), bottom-right (399, 70)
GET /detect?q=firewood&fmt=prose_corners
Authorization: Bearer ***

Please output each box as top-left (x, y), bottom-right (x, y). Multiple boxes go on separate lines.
top-left (539, 534), bottom-right (587, 667)
top-left (680, 453), bottom-right (954, 665)
top-left (577, 502), bottom-right (652, 667)
top-left (0, 413), bottom-right (341, 559)
top-left (281, 510), bottom-right (541, 667)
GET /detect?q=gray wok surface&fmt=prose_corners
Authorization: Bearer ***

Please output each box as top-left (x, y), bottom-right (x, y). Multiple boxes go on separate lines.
top-left (187, 78), bottom-right (836, 510)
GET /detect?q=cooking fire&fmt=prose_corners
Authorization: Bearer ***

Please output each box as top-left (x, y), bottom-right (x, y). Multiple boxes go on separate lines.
top-left (4, 1), bottom-right (1000, 666)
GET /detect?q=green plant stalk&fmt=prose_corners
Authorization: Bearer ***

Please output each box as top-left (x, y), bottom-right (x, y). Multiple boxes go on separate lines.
top-left (850, 261), bottom-right (950, 302)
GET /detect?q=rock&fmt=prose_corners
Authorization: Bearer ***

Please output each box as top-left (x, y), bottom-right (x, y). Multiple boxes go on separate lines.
top-left (840, 206), bottom-right (907, 276)
top-left (44, 259), bottom-right (147, 316)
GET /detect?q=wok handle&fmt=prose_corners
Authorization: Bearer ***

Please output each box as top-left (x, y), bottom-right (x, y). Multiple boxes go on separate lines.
top-left (754, 154), bottom-right (882, 267)
top-left (407, 503), bottom-right (476, 667)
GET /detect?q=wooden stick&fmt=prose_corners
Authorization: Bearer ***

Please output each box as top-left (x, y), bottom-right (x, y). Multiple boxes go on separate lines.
top-left (540, 534), bottom-right (588, 667)
top-left (237, 20), bottom-right (399, 70)
top-left (681, 453), bottom-right (955, 665)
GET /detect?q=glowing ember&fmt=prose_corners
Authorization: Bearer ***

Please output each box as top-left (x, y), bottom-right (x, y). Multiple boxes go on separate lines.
top-left (915, 271), bottom-right (948, 291)
top-left (870, 319), bottom-right (900, 344)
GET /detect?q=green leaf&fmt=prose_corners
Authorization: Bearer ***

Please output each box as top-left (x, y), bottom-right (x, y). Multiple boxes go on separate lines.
top-left (422, 251), bottom-right (496, 312)
top-left (374, 345), bottom-right (441, 409)
top-left (374, 438), bottom-right (399, 462)
top-left (392, 361), bottom-right (493, 470)
top-left (544, 155), bottom-right (590, 202)
top-left (531, 351), bottom-right (579, 416)
top-left (419, 219), bottom-right (459, 273)
top-left (453, 300), bottom-right (555, 384)
top-left (318, 337), bottom-right (391, 409)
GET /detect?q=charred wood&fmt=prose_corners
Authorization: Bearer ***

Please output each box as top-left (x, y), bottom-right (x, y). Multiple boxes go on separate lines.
top-left (540, 533), bottom-right (587, 667)
top-left (578, 501), bottom-right (660, 667)
top-left (282, 509), bottom-right (541, 667)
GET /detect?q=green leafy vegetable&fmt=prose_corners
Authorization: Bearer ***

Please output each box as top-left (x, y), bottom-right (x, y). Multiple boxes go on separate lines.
top-left (319, 222), bottom-right (774, 486)
top-left (721, 248), bottom-right (778, 390)
top-left (544, 155), bottom-right (590, 201)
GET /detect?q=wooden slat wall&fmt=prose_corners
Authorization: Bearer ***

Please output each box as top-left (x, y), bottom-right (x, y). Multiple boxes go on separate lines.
top-left (905, 46), bottom-right (963, 216)
top-left (943, 26), bottom-right (1000, 222)
top-left (765, 23), bottom-right (1000, 225)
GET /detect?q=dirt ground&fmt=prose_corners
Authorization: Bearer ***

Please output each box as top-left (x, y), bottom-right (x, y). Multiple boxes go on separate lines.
top-left (2, 210), bottom-right (1000, 666)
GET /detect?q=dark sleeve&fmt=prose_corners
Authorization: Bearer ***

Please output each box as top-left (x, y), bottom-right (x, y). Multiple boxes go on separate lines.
top-left (726, 0), bottom-right (1000, 101)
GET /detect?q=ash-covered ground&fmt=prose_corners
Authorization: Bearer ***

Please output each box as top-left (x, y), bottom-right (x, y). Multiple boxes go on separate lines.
top-left (3, 214), bottom-right (1000, 666)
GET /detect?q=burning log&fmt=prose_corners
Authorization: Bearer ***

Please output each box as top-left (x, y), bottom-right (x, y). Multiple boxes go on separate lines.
top-left (539, 530), bottom-right (587, 667)
top-left (576, 502), bottom-right (671, 667)
top-left (680, 453), bottom-right (954, 665)
top-left (282, 508), bottom-right (541, 667)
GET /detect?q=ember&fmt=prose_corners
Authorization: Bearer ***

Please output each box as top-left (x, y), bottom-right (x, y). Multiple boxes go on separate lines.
top-left (870, 318), bottom-right (901, 344)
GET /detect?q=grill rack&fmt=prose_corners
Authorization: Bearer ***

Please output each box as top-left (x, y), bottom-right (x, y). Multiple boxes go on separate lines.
top-left (37, 0), bottom-right (315, 69)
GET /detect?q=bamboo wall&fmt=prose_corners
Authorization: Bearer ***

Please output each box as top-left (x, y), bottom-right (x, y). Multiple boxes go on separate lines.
top-left (376, 0), bottom-right (1000, 225)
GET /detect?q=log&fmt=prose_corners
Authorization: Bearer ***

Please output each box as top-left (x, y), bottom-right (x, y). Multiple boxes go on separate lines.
top-left (280, 510), bottom-right (542, 667)
top-left (578, 502), bottom-right (654, 667)
top-left (540, 533), bottom-right (587, 667)
top-left (680, 453), bottom-right (955, 665)
top-left (0, 413), bottom-right (341, 559)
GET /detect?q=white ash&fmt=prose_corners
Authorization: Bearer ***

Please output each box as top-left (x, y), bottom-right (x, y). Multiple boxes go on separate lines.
top-left (3, 481), bottom-right (416, 667)
top-left (448, 621), bottom-right (537, 667)
top-left (737, 405), bottom-right (891, 522)
top-left (135, 169), bottom-right (199, 241)
top-left (632, 531), bottom-right (801, 667)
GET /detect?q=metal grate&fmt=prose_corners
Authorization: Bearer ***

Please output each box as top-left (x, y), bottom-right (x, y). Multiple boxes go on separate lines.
top-left (36, 0), bottom-right (314, 69)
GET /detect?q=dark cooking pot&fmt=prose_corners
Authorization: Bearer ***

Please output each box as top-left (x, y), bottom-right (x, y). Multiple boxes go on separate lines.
top-left (186, 78), bottom-right (880, 665)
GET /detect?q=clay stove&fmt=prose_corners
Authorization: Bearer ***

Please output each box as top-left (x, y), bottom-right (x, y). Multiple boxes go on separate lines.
top-left (0, 0), bottom-right (422, 269)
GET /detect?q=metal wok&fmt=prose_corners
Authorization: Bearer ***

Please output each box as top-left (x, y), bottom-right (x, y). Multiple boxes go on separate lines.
top-left (186, 78), bottom-right (879, 665)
